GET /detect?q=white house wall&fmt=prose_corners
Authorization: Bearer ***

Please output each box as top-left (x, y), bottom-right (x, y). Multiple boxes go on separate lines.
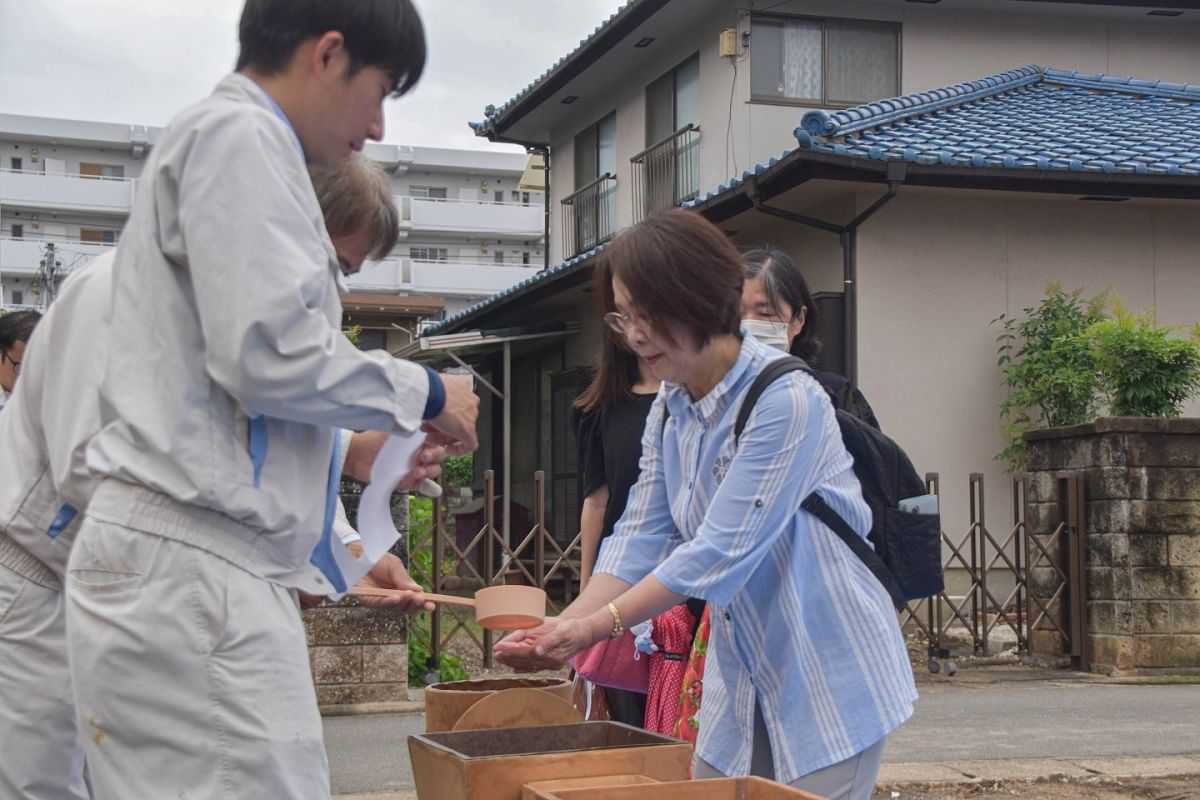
top-left (854, 188), bottom-right (1200, 547)
top-left (541, 0), bottom-right (1200, 263)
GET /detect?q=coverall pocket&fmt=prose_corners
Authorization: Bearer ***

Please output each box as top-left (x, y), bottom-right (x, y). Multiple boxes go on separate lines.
top-left (68, 569), bottom-right (146, 594)
top-left (68, 526), bottom-right (163, 595)
top-left (0, 564), bottom-right (28, 626)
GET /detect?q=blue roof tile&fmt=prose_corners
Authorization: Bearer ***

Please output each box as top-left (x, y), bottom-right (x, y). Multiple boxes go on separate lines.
top-left (442, 66), bottom-right (1199, 335)
top-left (793, 66), bottom-right (1200, 176)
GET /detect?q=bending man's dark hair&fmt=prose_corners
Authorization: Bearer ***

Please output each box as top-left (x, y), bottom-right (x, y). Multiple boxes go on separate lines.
top-left (0, 310), bottom-right (42, 351)
top-left (236, 0), bottom-right (427, 97)
top-left (742, 247), bottom-right (822, 365)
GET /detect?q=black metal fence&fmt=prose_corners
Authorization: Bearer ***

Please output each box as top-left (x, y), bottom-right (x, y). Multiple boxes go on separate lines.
top-left (631, 124), bottom-right (701, 223)
top-left (561, 173), bottom-right (617, 259)
top-left (408, 470), bottom-right (1085, 674)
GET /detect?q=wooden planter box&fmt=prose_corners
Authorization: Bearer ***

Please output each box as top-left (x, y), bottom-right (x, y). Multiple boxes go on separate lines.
top-left (408, 721), bottom-right (691, 800)
top-left (424, 677), bottom-right (573, 732)
top-left (547, 777), bottom-right (823, 800)
top-left (522, 774), bottom-right (659, 800)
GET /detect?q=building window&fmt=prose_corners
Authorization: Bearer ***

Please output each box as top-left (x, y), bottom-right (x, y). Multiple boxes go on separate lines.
top-left (522, 251), bottom-right (531, 265)
top-left (645, 54), bottom-right (699, 147)
top-left (10, 157), bottom-right (22, 171)
top-left (10, 224), bottom-right (22, 239)
top-left (511, 190), bottom-right (532, 205)
top-left (750, 15), bottom-right (899, 106)
top-left (409, 247), bottom-right (449, 262)
top-left (11, 289), bottom-right (24, 305)
top-left (80, 228), bottom-right (118, 244)
top-left (79, 162), bottom-right (125, 179)
top-left (564, 111), bottom-right (617, 257)
top-left (494, 251), bottom-right (506, 264)
top-left (409, 185), bottom-right (448, 200)
top-left (356, 329), bottom-right (387, 351)
top-left (635, 53), bottom-right (701, 221)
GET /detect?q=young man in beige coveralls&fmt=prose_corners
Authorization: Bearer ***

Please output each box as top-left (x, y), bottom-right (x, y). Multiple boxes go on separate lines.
top-left (65, 2), bottom-right (478, 796)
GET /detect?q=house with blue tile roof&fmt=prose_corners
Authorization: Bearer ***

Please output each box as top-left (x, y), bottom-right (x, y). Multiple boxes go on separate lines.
top-left (404, 0), bottom-right (1200, 590)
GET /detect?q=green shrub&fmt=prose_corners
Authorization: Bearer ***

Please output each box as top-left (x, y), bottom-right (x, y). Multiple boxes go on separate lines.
top-left (996, 286), bottom-right (1200, 472)
top-left (1086, 304), bottom-right (1200, 418)
top-left (442, 454), bottom-right (474, 490)
top-left (408, 617), bottom-right (469, 687)
top-left (995, 285), bottom-right (1107, 470)
top-left (405, 495), bottom-right (469, 686)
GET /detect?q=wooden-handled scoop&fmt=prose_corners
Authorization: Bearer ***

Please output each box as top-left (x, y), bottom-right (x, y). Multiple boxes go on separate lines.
top-left (349, 584), bottom-right (546, 630)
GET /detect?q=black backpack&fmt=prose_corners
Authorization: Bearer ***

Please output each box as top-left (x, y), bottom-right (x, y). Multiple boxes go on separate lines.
top-left (734, 357), bottom-right (944, 610)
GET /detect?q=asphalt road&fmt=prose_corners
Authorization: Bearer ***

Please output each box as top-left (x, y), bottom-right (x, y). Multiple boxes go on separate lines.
top-left (882, 680), bottom-right (1200, 763)
top-left (323, 677), bottom-right (1200, 795)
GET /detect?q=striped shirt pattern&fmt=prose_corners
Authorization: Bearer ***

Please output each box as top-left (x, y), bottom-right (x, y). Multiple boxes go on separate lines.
top-left (595, 332), bottom-right (916, 782)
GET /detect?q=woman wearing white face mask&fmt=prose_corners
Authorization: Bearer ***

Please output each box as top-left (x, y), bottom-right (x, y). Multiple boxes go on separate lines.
top-left (741, 248), bottom-right (880, 430)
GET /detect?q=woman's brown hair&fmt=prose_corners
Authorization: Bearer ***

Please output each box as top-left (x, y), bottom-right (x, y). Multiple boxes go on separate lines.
top-left (598, 210), bottom-right (743, 350)
top-left (573, 326), bottom-right (641, 413)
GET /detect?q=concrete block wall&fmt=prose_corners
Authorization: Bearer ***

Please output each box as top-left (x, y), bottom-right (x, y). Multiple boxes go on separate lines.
top-left (302, 485), bottom-right (412, 706)
top-left (304, 604), bottom-right (410, 705)
top-left (1025, 418), bottom-right (1200, 673)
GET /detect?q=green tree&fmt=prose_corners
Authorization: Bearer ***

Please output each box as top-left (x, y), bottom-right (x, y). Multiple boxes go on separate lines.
top-left (1086, 304), bottom-right (1200, 418)
top-left (995, 285), bottom-right (1107, 471)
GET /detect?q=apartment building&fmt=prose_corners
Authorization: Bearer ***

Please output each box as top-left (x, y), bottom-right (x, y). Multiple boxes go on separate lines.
top-left (0, 112), bottom-right (545, 350)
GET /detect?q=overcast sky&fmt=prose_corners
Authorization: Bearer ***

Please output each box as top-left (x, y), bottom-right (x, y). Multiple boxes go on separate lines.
top-left (0, 0), bottom-right (626, 153)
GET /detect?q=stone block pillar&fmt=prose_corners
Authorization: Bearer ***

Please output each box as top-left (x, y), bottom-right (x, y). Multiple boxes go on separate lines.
top-left (1025, 418), bottom-right (1200, 673)
top-left (302, 484), bottom-right (412, 706)
top-left (304, 602), bottom-right (410, 706)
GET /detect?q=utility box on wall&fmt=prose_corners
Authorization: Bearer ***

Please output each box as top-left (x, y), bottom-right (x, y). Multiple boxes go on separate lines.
top-left (719, 28), bottom-right (737, 58)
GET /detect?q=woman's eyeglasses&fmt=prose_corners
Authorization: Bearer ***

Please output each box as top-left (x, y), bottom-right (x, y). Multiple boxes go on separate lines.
top-left (0, 350), bottom-right (19, 376)
top-left (603, 310), bottom-right (650, 336)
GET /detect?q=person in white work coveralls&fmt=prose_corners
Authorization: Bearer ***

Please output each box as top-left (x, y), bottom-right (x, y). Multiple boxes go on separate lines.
top-left (0, 155), bottom-right (444, 799)
top-left (63, 0), bottom-right (479, 793)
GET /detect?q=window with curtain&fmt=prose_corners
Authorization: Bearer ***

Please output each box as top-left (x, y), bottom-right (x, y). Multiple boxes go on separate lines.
top-left (409, 247), bottom-right (448, 262)
top-left (409, 185), bottom-right (448, 199)
top-left (750, 15), bottom-right (898, 106)
top-left (79, 162), bottom-right (125, 179)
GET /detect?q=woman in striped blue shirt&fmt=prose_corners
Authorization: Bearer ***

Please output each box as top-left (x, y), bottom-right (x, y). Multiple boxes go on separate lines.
top-left (495, 211), bottom-right (916, 799)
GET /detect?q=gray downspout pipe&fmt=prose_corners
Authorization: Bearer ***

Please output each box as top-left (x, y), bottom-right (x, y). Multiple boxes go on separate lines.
top-left (747, 165), bottom-right (904, 385)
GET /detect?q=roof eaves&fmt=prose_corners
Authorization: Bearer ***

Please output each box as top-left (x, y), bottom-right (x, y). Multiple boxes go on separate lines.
top-left (469, 0), bottom-right (666, 141)
top-left (680, 150), bottom-right (797, 212)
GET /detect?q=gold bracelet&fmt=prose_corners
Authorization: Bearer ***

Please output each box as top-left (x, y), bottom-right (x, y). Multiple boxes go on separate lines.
top-left (606, 602), bottom-right (624, 640)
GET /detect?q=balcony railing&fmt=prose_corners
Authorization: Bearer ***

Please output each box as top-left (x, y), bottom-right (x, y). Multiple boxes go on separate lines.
top-left (344, 257), bottom-right (541, 297)
top-left (0, 168), bottom-right (136, 215)
top-left (561, 173), bottom-right (617, 259)
top-left (399, 195), bottom-right (543, 237)
top-left (0, 237), bottom-right (116, 276)
top-left (630, 124), bottom-right (700, 223)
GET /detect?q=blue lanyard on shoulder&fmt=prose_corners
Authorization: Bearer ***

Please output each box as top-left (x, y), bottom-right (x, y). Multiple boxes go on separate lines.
top-left (250, 80), bottom-right (305, 159)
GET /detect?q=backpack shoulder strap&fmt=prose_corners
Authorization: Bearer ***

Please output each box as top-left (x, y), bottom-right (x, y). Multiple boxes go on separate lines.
top-left (733, 356), bottom-right (811, 442)
top-left (800, 493), bottom-right (907, 609)
top-left (734, 355), bottom-right (908, 610)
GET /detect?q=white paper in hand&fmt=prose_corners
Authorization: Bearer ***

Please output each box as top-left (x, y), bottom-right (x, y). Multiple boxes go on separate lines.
top-left (327, 430), bottom-right (425, 600)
